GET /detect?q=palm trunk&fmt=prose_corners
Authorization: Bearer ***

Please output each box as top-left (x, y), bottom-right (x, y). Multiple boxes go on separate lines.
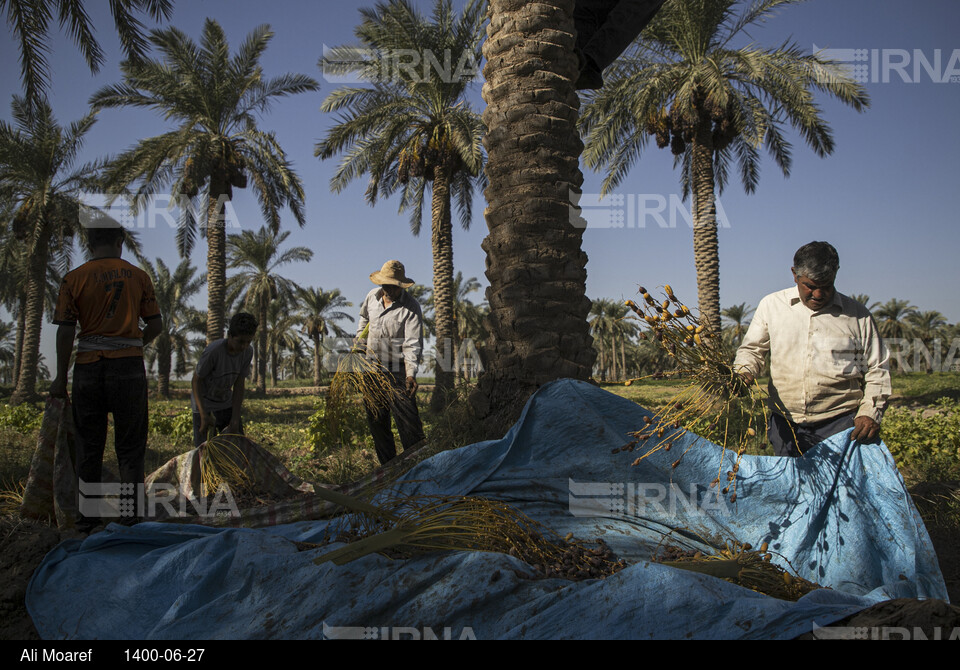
top-left (313, 332), bottom-right (323, 387)
top-left (620, 333), bottom-right (627, 381)
top-left (257, 299), bottom-right (267, 394)
top-left (691, 119), bottom-right (721, 335)
top-left (470, 0), bottom-right (595, 427)
top-left (13, 297), bottom-right (25, 389)
top-left (11, 239), bottom-right (50, 405)
top-left (597, 334), bottom-right (605, 381)
top-left (271, 343), bottom-right (279, 386)
top-left (430, 165), bottom-right (456, 413)
top-left (157, 337), bottom-right (172, 398)
top-left (205, 180), bottom-right (232, 344)
top-left (611, 333), bottom-right (619, 382)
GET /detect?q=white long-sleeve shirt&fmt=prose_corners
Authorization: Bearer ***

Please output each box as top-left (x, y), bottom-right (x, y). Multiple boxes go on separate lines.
top-left (357, 287), bottom-right (424, 378)
top-left (734, 287), bottom-right (891, 424)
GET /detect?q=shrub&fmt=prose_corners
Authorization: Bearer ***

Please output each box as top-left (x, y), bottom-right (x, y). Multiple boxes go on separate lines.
top-left (0, 402), bottom-right (43, 432)
top-left (150, 408), bottom-right (194, 443)
top-left (883, 398), bottom-right (960, 482)
top-left (306, 398), bottom-right (370, 455)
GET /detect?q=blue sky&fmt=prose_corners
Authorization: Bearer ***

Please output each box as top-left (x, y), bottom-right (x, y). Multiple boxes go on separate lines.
top-left (2, 0), bottom-right (959, 369)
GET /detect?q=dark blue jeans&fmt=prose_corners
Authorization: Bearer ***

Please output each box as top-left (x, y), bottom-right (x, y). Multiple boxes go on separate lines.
top-left (71, 356), bottom-right (148, 524)
top-left (768, 411), bottom-right (856, 457)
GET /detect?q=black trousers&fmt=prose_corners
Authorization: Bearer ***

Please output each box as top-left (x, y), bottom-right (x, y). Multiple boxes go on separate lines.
top-left (72, 356), bottom-right (148, 523)
top-left (192, 407), bottom-right (243, 447)
top-left (768, 411), bottom-right (856, 457)
top-left (364, 368), bottom-right (425, 465)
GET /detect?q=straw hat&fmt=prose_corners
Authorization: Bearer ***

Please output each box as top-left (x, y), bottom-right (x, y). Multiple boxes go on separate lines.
top-left (369, 260), bottom-right (414, 288)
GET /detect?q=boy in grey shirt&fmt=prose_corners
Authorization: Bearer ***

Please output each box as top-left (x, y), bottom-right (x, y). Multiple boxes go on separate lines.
top-left (191, 312), bottom-right (258, 446)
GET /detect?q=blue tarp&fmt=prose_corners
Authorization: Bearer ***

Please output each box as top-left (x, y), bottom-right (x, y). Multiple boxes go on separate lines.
top-left (26, 379), bottom-right (947, 639)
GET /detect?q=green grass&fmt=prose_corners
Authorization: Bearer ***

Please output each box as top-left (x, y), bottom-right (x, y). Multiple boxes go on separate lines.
top-left (886, 371), bottom-right (960, 406)
top-left (2, 372), bottom-right (958, 495)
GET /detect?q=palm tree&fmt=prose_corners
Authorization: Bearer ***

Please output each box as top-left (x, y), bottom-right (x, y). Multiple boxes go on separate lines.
top-left (579, 0), bottom-right (870, 334)
top-left (405, 283), bottom-right (435, 338)
top-left (425, 271), bottom-right (484, 379)
top-left (873, 298), bottom-right (917, 340)
top-left (450, 275), bottom-right (488, 381)
top-left (0, 96), bottom-right (102, 404)
top-left (906, 310), bottom-right (947, 343)
top-left (141, 257), bottom-right (205, 397)
top-left (34, 352), bottom-right (51, 382)
top-left (298, 287), bottom-right (354, 387)
top-left (872, 297), bottom-right (917, 374)
top-left (631, 331), bottom-right (672, 376)
top-left (225, 226), bottom-right (312, 394)
top-left (590, 299), bottom-right (640, 382)
top-left (90, 18), bottom-right (319, 343)
top-left (0, 215), bottom-right (31, 387)
top-left (0, 319), bottom-right (15, 384)
top-left (848, 293), bottom-right (871, 308)
top-left (279, 335), bottom-right (312, 382)
top-left (470, 0), bottom-right (596, 424)
top-left (265, 301), bottom-right (305, 386)
top-left (906, 310), bottom-right (948, 373)
top-left (457, 300), bottom-right (488, 380)
top-left (0, 238), bottom-right (68, 391)
top-left (2, 0), bottom-right (173, 109)
top-left (608, 300), bottom-right (639, 382)
top-left (589, 298), bottom-right (616, 381)
top-left (315, 0), bottom-right (486, 413)
top-left (721, 302), bottom-right (753, 348)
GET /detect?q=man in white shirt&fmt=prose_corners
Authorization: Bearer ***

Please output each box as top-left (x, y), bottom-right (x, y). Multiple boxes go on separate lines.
top-left (734, 242), bottom-right (891, 456)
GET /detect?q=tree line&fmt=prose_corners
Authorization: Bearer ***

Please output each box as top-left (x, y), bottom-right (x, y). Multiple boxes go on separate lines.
top-left (587, 295), bottom-right (960, 382)
top-left (2, 0), bottom-right (882, 422)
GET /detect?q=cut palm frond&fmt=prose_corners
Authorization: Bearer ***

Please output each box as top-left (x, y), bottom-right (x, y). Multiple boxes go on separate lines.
top-left (199, 435), bottom-right (253, 498)
top-left (621, 285), bottom-right (794, 501)
top-left (653, 533), bottom-right (823, 602)
top-left (0, 478), bottom-right (26, 517)
top-left (313, 492), bottom-right (626, 581)
top-left (325, 350), bottom-right (402, 438)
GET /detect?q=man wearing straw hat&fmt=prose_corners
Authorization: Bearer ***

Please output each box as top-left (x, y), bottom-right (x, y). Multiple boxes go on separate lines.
top-left (356, 260), bottom-right (426, 465)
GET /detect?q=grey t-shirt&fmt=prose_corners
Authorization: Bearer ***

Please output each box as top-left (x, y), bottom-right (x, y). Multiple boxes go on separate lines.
top-left (191, 339), bottom-right (253, 412)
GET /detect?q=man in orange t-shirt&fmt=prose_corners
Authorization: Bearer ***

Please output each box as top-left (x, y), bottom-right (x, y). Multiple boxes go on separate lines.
top-left (50, 223), bottom-right (162, 531)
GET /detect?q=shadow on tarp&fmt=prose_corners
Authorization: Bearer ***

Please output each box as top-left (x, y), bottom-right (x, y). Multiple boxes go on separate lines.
top-left (26, 379), bottom-right (947, 639)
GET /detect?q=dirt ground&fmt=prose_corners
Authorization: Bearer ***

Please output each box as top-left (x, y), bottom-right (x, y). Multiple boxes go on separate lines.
top-left (2, 501), bottom-right (958, 641)
top-left (0, 519), bottom-right (61, 640)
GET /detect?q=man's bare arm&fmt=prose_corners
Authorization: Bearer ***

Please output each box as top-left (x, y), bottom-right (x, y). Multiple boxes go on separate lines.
top-left (49, 324), bottom-right (76, 398)
top-left (142, 315), bottom-right (163, 347)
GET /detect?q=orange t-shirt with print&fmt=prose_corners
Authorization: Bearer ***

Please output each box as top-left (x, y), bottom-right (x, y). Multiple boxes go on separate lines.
top-left (53, 258), bottom-right (161, 364)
